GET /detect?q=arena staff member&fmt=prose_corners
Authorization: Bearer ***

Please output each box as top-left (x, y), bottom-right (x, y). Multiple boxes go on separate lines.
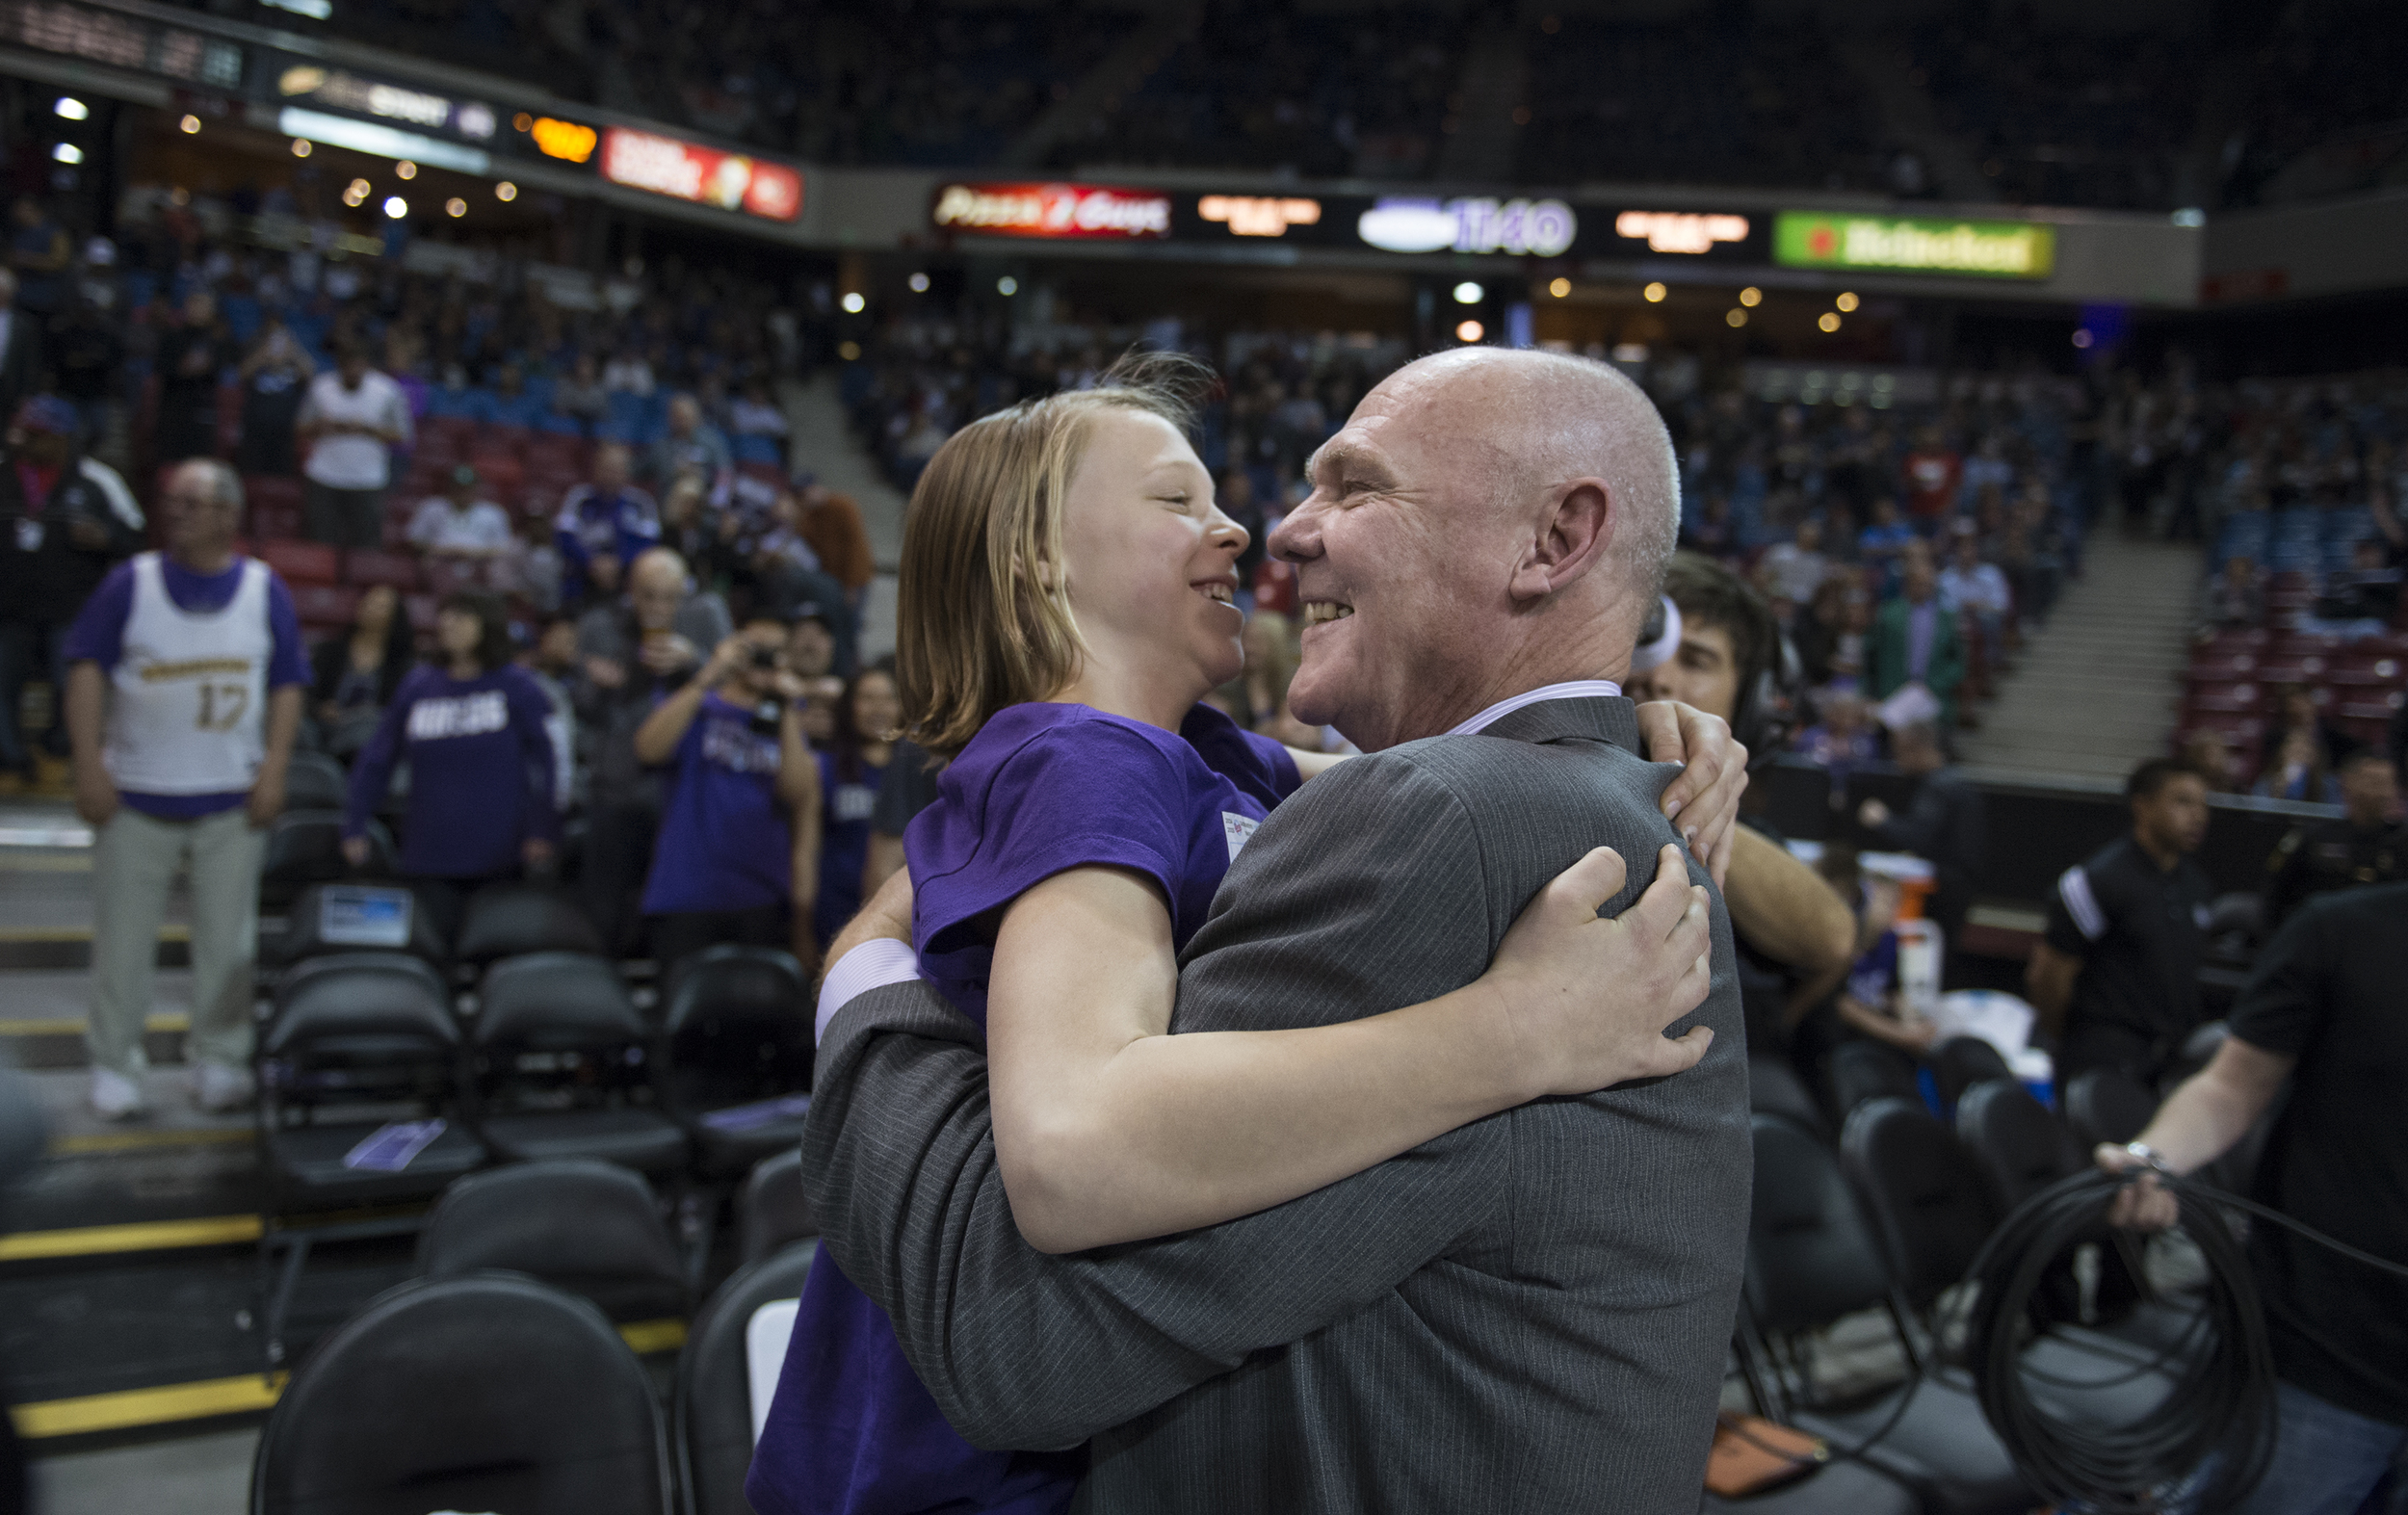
top-left (341, 592), bottom-right (558, 943)
top-left (2097, 880), bottom-right (2408, 1515)
top-left (801, 349), bottom-right (1750, 1511)
top-left (633, 618), bottom-right (817, 975)
top-left (63, 460), bottom-right (306, 1119)
top-left (1633, 553), bottom-right (1859, 1051)
top-left (2259, 747), bottom-right (2400, 932)
top-left (2027, 758), bottom-right (2213, 1098)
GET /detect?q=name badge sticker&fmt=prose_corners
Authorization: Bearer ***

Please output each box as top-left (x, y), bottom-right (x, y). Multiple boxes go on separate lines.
top-left (1222, 811), bottom-right (1260, 863)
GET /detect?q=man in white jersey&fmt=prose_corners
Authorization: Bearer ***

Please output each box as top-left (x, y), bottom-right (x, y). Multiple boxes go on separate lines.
top-left (63, 460), bottom-right (309, 1119)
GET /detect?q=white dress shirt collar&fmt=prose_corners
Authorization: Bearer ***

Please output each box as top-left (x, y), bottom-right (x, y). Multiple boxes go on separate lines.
top-left (1444, 680), bottom-right (1624, 737)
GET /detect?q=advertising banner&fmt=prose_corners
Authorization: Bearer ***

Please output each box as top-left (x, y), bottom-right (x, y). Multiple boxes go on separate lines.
top-left (1774, 212), bottom-right (2055, 279)
top-left (930, 182), bottom-right (1172, 240)
top-left (599, 126), bottom-right (803, 222)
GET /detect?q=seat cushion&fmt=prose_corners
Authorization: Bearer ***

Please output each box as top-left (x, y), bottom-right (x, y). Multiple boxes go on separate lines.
top-left (268, 1120), bottom-right (486, 1205)
top-left (480, 1109), bottom-right (689, 1171)
top-left (693, 1116), bottom-right (809, 1174)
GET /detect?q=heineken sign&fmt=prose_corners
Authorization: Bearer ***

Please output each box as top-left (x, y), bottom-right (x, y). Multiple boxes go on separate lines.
top-left (1774, 213), bottom-right (2055, 280)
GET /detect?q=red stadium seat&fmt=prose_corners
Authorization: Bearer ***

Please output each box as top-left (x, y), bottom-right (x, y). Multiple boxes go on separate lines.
top-left (346, 549), bottom-right (421, 591)
top-left (257, 539), bottom-right (339, 587)
top-left (2324, 653), bottom-right (2404, 690)
top-left (2185, 682), bottom-right (2263, 717)
top-left (292, 583), bottom-right (361, 633)
top-left (2186, 647), bottom-right (2260, 683)
top-left (2254, 654), bottom-right (2327, 686)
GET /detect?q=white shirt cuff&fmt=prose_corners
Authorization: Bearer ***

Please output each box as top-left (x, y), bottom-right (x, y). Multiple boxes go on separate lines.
top-left (815, 937), bottom-right (924, 1047)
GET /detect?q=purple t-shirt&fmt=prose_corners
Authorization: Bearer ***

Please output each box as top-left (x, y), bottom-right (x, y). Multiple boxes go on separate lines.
top-left (344, 664), bottom-right (560, 878)
top-left (640, 691), bottom-right (793, 915)
top-left (749, 701), bottom-right (1300, 1515)
top-left (62, 555), bottom-right (309, 820)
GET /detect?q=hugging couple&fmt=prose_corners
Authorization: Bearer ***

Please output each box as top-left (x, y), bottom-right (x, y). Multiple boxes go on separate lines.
top-left (753, 347), bottom-right (1754, 1515)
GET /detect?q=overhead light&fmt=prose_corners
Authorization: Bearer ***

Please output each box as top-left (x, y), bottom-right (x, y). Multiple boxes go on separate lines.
top-left (291, 139), bottom-right (312, 157)
top-left (840, 292), bottom-right (866, 314)
top-left (1453, 281), bottom-right (1483, 304)
top-left (1738, 286), bottom-right (1762, 307)
top-left (1835, 291), bottom-right (1859, 312)
top-left (445, 197), bottom-right (466, 218)
top-left (54, 97), bottom-right (88, 121)
top-left (395, 161), bottom-right (417, 180)
top-left (837, 341), bottom-right (862, 362)
top-left (1725, 308), bottom-right (1747, 327)
top-left (1455, 319), bottom-right (1484, 343)
top-left (51, 144), bottom-right (82, 165)
top-left (343, 178), bottom-right (371, 206)
top-left (996, 276), bottom-right (1018, 296)
top-left (907, 272), bottom-right (929, 293)
top-left (1642, 281), bottom-right (1666, 302)
top-left (1548, 276), bottom-right (1570, 299)
top-left (261, 0), bottom-right (333, 17)
top-left (179, 115), bottom-right (202, 135)
top-left (382, 196), bottom-right (407, 219)
top-left (2171, 207), bottom-right (2205, 227)
top-left (494, 181), bottom-right (518, 201)
top-left (2072, 329), bottom-right (2094, 349)
top-left (1818, 312), bottom-right (1842, 333)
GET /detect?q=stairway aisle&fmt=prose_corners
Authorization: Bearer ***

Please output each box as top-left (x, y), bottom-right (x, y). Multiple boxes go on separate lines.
top-left (1958, 535), bottom-right (2202, 784)
top-left (780, 373), bottom-right (909, 663)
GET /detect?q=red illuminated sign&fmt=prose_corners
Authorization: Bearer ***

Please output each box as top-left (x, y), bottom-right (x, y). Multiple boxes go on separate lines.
top-left (598, 127), bottom-right (801, 222)
top-left (930, 182), bottom-right (1170, 241)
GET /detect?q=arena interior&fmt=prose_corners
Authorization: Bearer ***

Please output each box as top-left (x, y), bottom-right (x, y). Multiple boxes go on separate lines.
top-left (0, 0), bottom-right (2403, 1508)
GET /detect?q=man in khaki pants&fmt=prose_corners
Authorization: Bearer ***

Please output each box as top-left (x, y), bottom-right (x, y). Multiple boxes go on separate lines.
top-left (64, 459), bottom-right (307, 1118)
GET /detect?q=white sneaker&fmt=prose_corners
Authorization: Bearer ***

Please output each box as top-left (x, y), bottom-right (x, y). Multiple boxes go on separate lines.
top-left (193, 1062), bottom-right (257, 1114)
top-left (90, 1067), bottom-right (149, 1121)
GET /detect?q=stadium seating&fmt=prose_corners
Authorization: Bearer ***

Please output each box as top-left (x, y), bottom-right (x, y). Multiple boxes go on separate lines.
top-left (416, 1159), bottom-right (692, 1322)
top-left (454, 880), bottom-right (608, 965)
top-left (2061, 1068), bottom-right (2159, 1149)
top-left (251, 1273), bottom-right (673, 1515)
top-left (674, 1243), bottom-right (820, 1515)
top-left (660, 947), bottom-right (816, 1173)
top-left (269, 880), bottom-right (453, 973)
top-left (258, 811), bottom-right (391, 910)
top-left (1746, 1057), bottom-right (1829, 1140)
top-left (1741, 1113), bottom-right (2036, 1514)
top-left (1820, 1040), bottom-right (1923, 1123)
top-left (1953, 1080), bottom-right (2087, 1216)
top-left (1929, 1038), bottom-right (2015, 1112)
top-left (738, 1148), bottom-right (817, 1267)
top-left (469, 952), bottom-right (688, 1173)
top-left (281, 751), bottom-right (351, 813)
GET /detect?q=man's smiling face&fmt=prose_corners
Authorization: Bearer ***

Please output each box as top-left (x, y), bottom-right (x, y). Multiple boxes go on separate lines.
top-left (1270, 361), bottom-right (1523, 752)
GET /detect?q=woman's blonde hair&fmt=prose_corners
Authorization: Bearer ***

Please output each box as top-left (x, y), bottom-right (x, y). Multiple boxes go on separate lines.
top-left (898, 351), bottom-right (1213, 759)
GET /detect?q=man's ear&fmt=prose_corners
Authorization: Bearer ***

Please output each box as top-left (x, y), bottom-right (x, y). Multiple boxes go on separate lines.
top-left (1507, 478), bottom-right (1614, 603)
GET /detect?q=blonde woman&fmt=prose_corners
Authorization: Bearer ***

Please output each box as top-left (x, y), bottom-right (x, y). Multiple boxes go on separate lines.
top-left (750, 356), bottom-right (1738, 1515)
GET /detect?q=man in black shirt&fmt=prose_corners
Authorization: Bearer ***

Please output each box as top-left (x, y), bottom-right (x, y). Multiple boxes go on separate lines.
top-left (2098, 881), bottom-right (2408, 1514)
top-left (2261, 748), bottom-right (2401, 932)
top-left (2028, 757), bottom-right (2213, 1098)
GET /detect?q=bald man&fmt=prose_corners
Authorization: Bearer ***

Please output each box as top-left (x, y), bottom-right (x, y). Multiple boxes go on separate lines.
top-left (572, 546), bottom-right (734, 953)
top-left (800, 351), bottom-right (1750, 1511)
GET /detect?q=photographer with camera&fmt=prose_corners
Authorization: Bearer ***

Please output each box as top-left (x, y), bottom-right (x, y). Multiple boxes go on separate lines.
top-left (633, 615), bottom-right (820, 976)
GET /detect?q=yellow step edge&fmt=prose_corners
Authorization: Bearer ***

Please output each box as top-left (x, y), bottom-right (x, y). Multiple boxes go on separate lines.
top-left (0, 925), bottom-right (189, 942)
top-left (0, 1012), bottom-right (191, 1038)
top-left (49, 1127), bottom-right (256, 1157)
top-left (12, 1373), bottom-right (286, 1438)
top-left (0, 1214), bottom-right (264, 1263)
top-left (10, 1320), bottom-right (688, 1436)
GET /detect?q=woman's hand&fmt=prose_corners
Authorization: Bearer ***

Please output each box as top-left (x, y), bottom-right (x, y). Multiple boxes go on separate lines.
top-left (1635, 701), bottom-right (1747, 888)
top-left (1477, 843), bottom-right (1715, 1101)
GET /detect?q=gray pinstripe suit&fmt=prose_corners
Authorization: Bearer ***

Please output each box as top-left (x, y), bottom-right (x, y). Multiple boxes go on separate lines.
top-left (801, 695), bottom-right (1752, 1512)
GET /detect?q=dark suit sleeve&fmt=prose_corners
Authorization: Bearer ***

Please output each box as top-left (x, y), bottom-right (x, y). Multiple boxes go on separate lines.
top-left (799, 755), bottom-right (1508, 1450)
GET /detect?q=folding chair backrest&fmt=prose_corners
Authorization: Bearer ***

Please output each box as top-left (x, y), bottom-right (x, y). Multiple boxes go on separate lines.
top-left (476, 952), bottom-right (644, 1052)
top-left (1822, 1039), bottom-right (1922, 1119)
top-left (738, 1148), bottom-right (816, 1267)
top-left (456, 881), bottom-right (605, 965)
top-left (1955, 1079), bottom-right (2084, 1215)
top-left (1747, 1056), bottom-right (1828, 1139)
top-left (2064, 1067), bottom-right (2160, 1148)
top-left (674, 1244), bottom-right (819, 1515)
top-left (251, 1272), bottom-right (670, 1515)
top-left (415, 1159), bottom-right (688, 1322)
top-left (1931, 1035), bottom-right (2013, 1110)
top-left (1744, 1112), bottom-right (1895, 1336)
top-left (1840, 1096), bottom-right (2001, 1309)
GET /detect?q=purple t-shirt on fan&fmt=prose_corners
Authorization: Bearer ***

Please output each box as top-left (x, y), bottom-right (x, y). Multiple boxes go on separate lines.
top-left (344, 664), bottom-right (560, 878)
top-left (62, 555), bottom-right (309, 820)
top-left (748, 701), bottom-right (1301, 1515)
top-left (640, 691), bottom-right (793, 916)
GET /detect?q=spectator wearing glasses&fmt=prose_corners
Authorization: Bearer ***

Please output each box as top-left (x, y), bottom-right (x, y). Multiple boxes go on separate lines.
top-left (342, 591), bottom-right (560, 944)
top-left (633, 616), bottom-right (818, 975)
top-left (62, 459), bottom-right (306, 1119)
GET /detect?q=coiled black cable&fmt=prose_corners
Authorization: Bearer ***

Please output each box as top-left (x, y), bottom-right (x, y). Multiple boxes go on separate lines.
top-left (1959, 1165), bottom-right (2408, 1514)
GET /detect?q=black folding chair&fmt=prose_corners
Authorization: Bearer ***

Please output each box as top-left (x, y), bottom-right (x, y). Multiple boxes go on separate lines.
top-left (456, 881), bottom-right (605, 967)
top-left (281, 749), bottom-right (351, 812)
top-left (251, 1273), bottom-right (671, 1515)
top-left (1748, 1056), bottom-right (1829, 1141)
top-left (259, 810), bottom-right (391, 912)
top-left (675, 1243), bottom-right (819, 1515)
top-left (254, 951), bottom-right (486, 1368)
top-left (1744, 1111), bottom-right (2037, 1515)
top-left (2062, 1067), bottom-right (2159, 1148)
top-left (468, 952), bottom-right (689, 1174)
top-left (1821, 1039), bottom-right (1922, 1121)
top-left (738, 1148), bottom-right (817, 1267)
top-left (1929, 1037), bottom-right (2013, 1111)
top-left (416, 1159), bottom-right (691, 1323)
top-left (660, 946), bottom-right (815, 1175)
